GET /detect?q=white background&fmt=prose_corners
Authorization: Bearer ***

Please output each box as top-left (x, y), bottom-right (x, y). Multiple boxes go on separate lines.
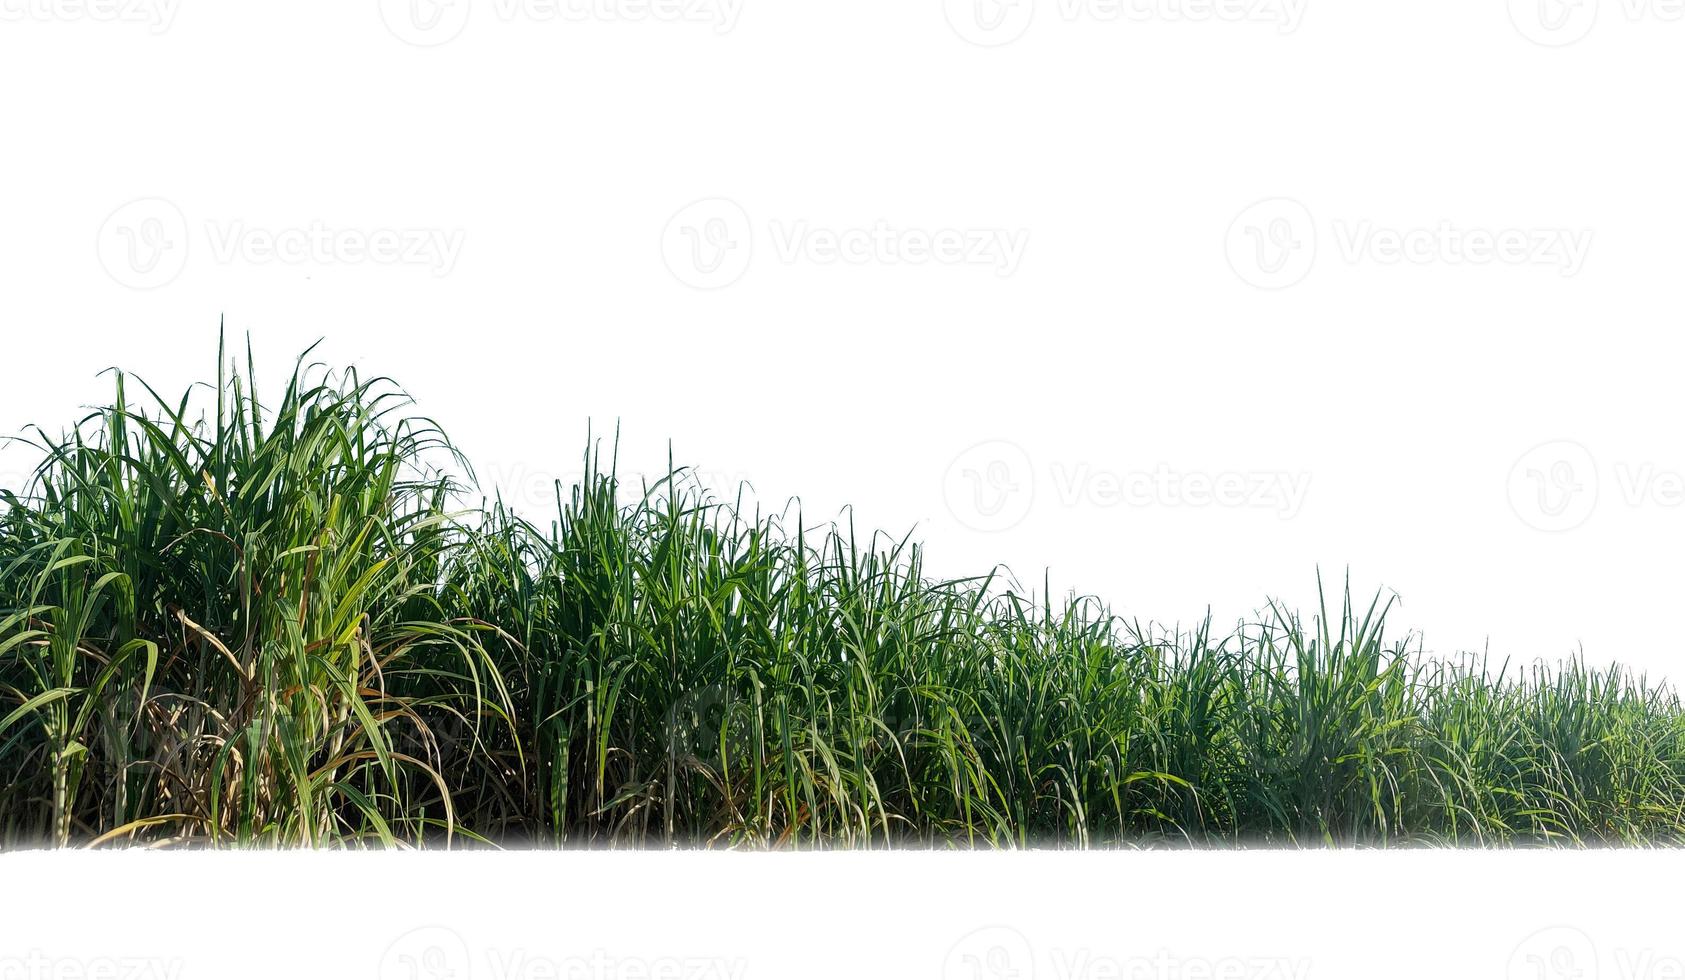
top-left (2, 850), bottom-right (1681, 980)
top-left (1, 3), bottom-right (1682, 974)
top-left (1, 0), bottom-right (1681, 675)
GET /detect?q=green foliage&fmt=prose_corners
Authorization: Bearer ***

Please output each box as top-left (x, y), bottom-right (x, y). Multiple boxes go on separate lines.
top-left (2, 340), bottom-right (1682, 848)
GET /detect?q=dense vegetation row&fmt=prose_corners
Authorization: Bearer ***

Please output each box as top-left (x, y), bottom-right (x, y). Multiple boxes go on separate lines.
top-left (1, 342), bottom-right (1681, 849)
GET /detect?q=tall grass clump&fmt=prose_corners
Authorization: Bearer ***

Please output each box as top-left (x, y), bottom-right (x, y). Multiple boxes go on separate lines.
top-left (3, 339), bottom-right (1684, 849)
